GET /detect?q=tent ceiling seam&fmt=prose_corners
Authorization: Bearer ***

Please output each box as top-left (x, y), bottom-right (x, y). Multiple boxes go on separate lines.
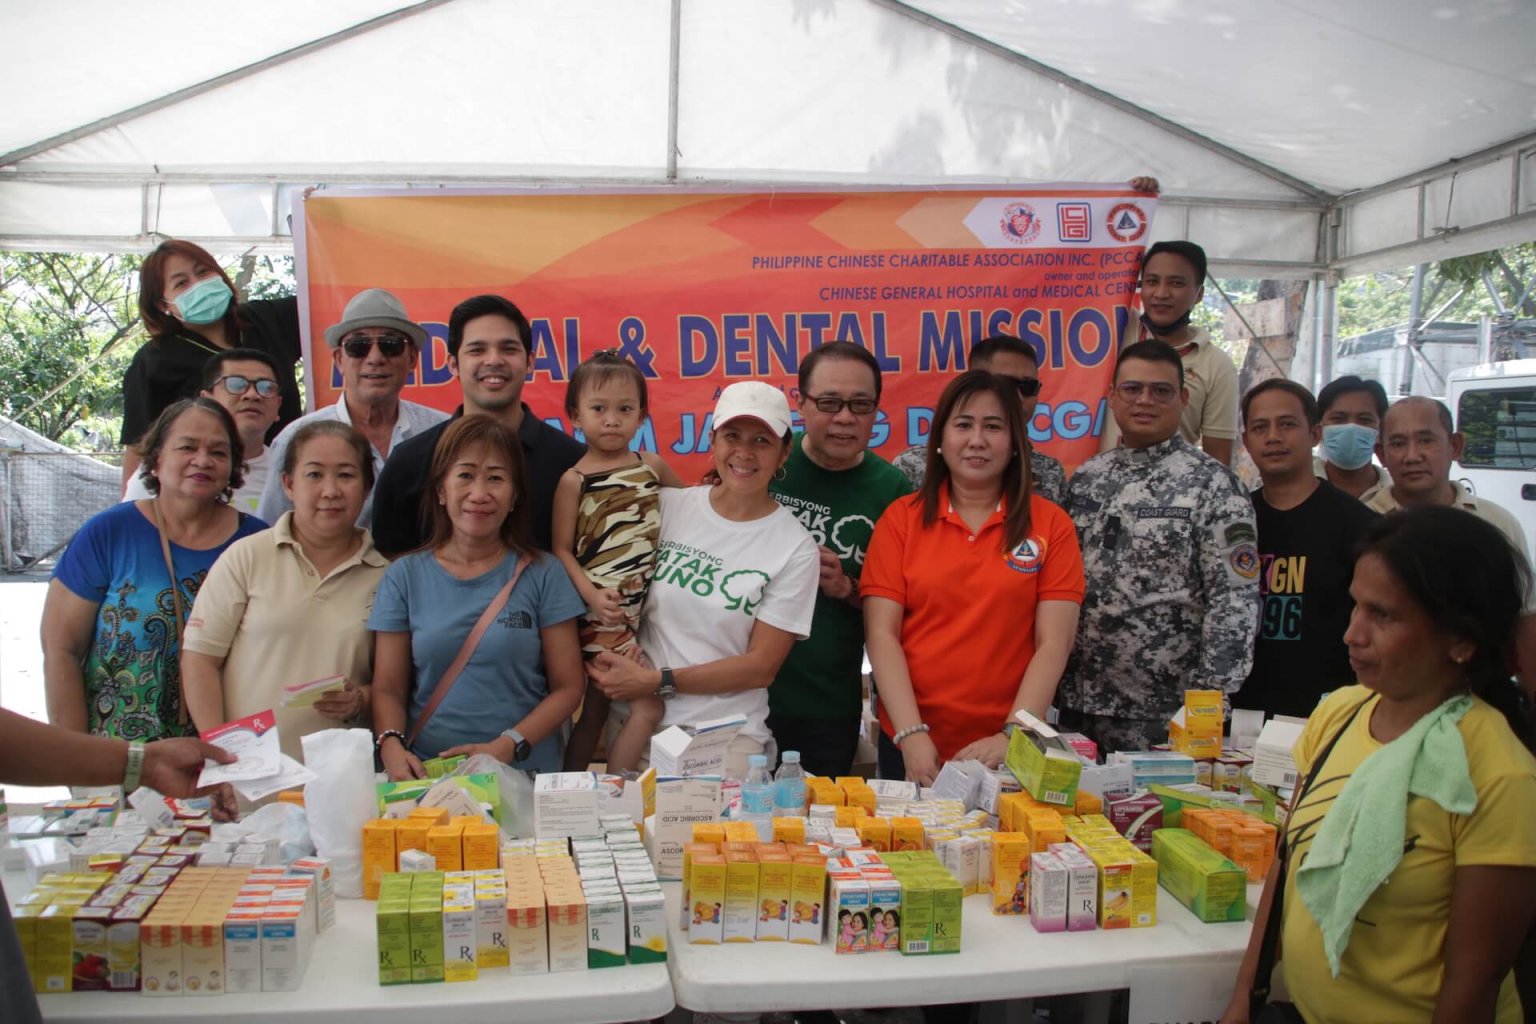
top-left (872, 0), bottom-right (1332, 203)
top-left (0, 0), bottom-right (460, 169)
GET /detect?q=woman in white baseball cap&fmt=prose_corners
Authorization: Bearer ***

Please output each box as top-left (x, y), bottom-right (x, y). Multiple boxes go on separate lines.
top-left (587, 381), bottom-right (820, 779)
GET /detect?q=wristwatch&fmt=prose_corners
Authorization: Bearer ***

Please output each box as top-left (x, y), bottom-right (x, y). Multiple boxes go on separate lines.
top-left (656, 667), bottom-right (677, 700)
top-left (1002, 722), bottom-right (1022, 739)
top-left (499, 728), bottom-right (531, 764)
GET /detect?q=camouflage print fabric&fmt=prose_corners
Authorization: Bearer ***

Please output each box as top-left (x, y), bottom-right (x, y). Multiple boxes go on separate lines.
top-left (1059, 434), bottom-right (1260, 723)
top-left (1055, 709), bottom-right (1169, 756)
top-left (892, 443), bottom-right (1067, 506)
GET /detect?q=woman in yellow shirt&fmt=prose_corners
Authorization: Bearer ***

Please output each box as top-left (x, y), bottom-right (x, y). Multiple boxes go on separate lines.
top-left (1224, 506), bottom-right (1536, 1023)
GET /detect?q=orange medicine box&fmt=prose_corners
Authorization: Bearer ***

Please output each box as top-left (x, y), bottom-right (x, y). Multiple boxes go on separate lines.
top-left (409, 806), bottom-right (450, 826)
top-left (722, 849), bottom-right (760, 943)
top-left (686, 854), bottom-right (727, 944)
top-left (461, 823), bottom-right (499, 871)
top-left (396, 819), bottom-right (432, 857)
top-left (361, 819), bottom-right (399, 900)
top-left (990, 833), bottom-right (1031, 915)
top-left (427, 824), bottom-right (464, 874)
top-left (855, 817), bottom-right (892, 852)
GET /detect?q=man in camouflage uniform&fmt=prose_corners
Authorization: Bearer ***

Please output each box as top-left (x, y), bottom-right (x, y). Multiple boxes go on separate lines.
top-left (1057, 339), bottom-right (1260, 753)
top-left (893, 334), bottom-right (1066, 504)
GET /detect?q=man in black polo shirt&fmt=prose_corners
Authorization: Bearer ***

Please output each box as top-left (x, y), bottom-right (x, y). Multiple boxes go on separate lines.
top-left (371, 294), bottom-right (585, 556)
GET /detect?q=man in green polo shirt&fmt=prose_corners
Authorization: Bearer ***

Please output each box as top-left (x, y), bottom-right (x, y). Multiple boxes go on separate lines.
top-left (768, 342), bottom-right (913, 777)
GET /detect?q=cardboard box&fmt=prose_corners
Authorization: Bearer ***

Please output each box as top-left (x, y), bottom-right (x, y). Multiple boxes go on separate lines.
top-left (443, 892), bottom-right (478, 982)
top-left (1105, 791), bottom-right (1164, 853)
top-left (1004, 711), bottom-right (1081, 807)
top-left (545, 888), bottom-right (588, 973)
top-left (533, 772), bottom-right (601, 839)
top-left (755, 851), bottom-right (792, 942)
top-left (685, 854), bottom-right (727, 944)
top-left (990, 833), bottom-right (1031, 915)
top-left (505, 890), bottom-right (548, 975)
top-left (788, 856), bottom-right (827, 945)
top-left (1028, 852), bottom-right (1067, 933)
top-left (260, 906), bottom-right (309, 991)
top-left (651, 777), bottom-right (724, 880)
top-left (584, 890), bottom-right (626, 967)
top-left (361, 819), bottom-right (399, 900)
top-left (648, 715), bottom-right (745, 778)
top-left (1251, 716), bottom-right (1308, 789)
top-left (1151, 828), bottom-right (1247, 923)
top-left (829, 876), bottom-right (871, 953)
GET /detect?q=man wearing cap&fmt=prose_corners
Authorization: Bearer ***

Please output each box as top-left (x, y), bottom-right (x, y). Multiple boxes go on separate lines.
top-left (256, 288), bottom-right (449, 527)
top-left (371, 294), bottom-right (585, 556)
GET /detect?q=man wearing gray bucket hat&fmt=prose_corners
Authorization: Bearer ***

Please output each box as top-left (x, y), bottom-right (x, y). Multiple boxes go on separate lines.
top-left (257, 288), bottom-right (449, 527)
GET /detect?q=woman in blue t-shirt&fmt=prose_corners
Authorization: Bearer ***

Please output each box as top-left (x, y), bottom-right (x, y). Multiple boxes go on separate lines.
top-left (41, 398), bottom-right (268, 741)
top-left (370, 416), bottom-right (586, 778)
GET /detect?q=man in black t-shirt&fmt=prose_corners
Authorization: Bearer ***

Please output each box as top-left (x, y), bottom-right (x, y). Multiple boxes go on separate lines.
top-left (370, 294), bottom-right (584, 556)
top-left (1236, 379), bottom-right (1380, 718)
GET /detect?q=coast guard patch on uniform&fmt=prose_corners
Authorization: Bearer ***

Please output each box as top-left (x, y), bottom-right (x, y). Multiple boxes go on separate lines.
top-left (1005, 537), bottom-right (1045, 574)
top-left (1227, 541), bottom-right (1260, 581)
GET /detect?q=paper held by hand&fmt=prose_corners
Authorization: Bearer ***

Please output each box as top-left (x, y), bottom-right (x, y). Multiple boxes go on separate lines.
top-left (198, 710), bottom-right (283, 785)
top-left (282, 675), bottom-right (348, 709)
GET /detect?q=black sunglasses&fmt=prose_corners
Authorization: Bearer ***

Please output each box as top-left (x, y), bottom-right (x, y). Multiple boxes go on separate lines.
top-left (1009, 376), bottom-right (1043, 397)
top-left (215, 374), bottom-right (281, 398)
top-left (341, 335), bottom-right (410, 359)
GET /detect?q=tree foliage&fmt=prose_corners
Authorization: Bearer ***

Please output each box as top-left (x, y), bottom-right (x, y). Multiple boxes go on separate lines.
top-left (0, 252), bottom-right (295, 447)
top-left (0, 252), bottom-right (139, 444)
top-left (1338, 242), bottom-right (1536, 339)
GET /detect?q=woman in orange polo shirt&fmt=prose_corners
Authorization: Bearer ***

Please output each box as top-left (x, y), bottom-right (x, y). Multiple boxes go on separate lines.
top-left (862, 370), bottom-right (1085, 785)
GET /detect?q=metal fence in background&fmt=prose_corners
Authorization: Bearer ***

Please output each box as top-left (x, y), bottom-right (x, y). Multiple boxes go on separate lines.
top-left (0, 447), bottom-right (122, 573)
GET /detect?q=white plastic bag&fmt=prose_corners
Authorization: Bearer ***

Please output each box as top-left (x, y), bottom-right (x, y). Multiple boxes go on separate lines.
top-left (450, 754), bottom-right (535, 838)
top-left (211, 803), bottom-right (314, 864)
top-left (302, 728), bottom-right (377, 898)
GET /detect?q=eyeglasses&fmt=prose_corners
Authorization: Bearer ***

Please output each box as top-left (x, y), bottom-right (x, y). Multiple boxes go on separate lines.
top-left (215, 375), bottom-right (281, 398)
top-left (1007, 376), bottom-right (1043, 398)
top-left (1114, 380), bottom-right (1180, 404)
top-left (341, 334), bottom-right (410, 359)
top-left (805, 394), bottom-right (878, 415)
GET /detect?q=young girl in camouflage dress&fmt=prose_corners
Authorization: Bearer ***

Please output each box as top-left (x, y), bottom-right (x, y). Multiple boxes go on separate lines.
top-left (555, 352), bottom-right (683, 772)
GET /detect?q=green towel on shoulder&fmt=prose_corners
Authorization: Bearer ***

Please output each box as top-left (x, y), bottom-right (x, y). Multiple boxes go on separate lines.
top-left (1295, 694), bottom-right (1476, 976)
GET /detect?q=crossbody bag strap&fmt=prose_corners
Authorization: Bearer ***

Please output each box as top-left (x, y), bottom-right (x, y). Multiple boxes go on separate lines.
top-left (1250, 696), bottom-right (1372, 1010)
top-left (149, 500), bottom-right (191, 726)
top-left (404, 556), bottom-right (527, 749)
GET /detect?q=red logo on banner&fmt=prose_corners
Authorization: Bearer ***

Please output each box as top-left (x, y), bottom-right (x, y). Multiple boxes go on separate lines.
top-left (1106, 203), bottom-right (1148, 243)
top-left (1000, 203), bottom-right (1042, 245)
top-left (1057, 203), bottom-right (1092, 242)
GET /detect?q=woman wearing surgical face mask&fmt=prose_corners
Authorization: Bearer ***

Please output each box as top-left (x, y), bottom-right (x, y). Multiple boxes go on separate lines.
top-left (119, 239), bottom-right (303, 489)
top-left (1314, 375), bottom-right (1392, 500)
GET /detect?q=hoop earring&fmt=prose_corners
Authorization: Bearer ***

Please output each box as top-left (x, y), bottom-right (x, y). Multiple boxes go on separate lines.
top-left (774, 466), bottom-right (787, 482)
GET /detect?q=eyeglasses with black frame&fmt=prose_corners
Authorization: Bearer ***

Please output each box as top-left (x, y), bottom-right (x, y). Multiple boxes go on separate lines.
top-left (214, 375), bottom-right (281, 398)
top-left (1007, 376), bottom-right (1043, 398)
top-left (804, 393), bottom-right (879, 415)
top-left (341, 333), bottom-right (411, 359)
top-left (1113, 380), bottom-right (1180, 404)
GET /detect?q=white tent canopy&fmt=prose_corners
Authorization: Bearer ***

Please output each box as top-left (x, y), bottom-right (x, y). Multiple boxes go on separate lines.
top-left (1, 0), bottom-right (1533, 279)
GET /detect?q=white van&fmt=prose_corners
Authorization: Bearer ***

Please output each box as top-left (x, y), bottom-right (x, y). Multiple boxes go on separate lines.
top-left (1448, 360), bottom-right (1536, 556)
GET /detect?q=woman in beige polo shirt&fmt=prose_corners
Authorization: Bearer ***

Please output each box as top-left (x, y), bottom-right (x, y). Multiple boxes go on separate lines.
top-left (182, 421), bottom-right (388, 762)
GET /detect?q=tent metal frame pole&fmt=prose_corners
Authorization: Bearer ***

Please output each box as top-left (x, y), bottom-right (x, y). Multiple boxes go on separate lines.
top-left (871, 0), bottom-right (1328, 202)
top-left (1336, 132), bottom-right (1536, 207)
top-left (1332, 209), bottom-right (1536, 276)
top-left (0, 0), bottom-right (458, 169)
top-left (666, 0), bottom-right (682, 180)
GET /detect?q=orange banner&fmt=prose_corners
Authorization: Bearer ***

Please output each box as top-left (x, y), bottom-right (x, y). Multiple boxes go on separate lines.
top-left (295, 185), bottom-right (1156, 476)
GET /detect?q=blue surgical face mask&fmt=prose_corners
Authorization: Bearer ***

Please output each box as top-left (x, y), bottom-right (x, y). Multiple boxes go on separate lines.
top-left (171, 276), bottom-right (233, 325)
top-left (1320, 423), bottom-right (1377, 470)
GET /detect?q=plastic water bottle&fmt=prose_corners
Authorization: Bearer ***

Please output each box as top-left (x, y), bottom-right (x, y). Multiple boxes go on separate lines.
top-left (773, 750), bottom-right (807, 816)
top-left (740, 754), bottom-right (775, 841)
